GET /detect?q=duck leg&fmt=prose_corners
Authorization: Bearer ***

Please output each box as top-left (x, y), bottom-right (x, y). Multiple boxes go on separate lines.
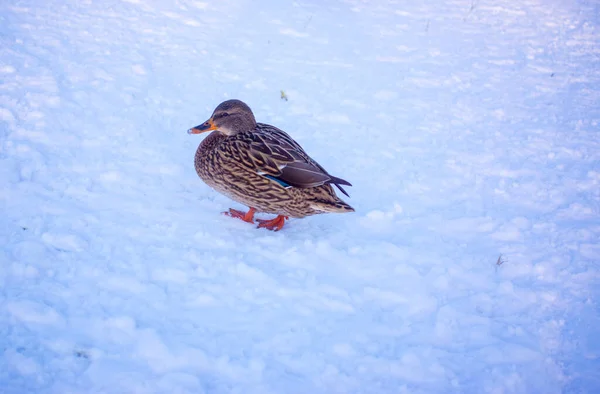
top-left (256, 215), bottom-right (289, 231)
top-left (223, 207), bottom-right (257, 223)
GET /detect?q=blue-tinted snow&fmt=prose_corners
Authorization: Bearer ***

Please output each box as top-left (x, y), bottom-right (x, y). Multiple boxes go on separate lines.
top-left (1, 0), bottom-right (599, 392)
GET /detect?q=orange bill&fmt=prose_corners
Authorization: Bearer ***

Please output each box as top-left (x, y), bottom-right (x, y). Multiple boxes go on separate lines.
top-left (188, 118), bottom-right (218, 134)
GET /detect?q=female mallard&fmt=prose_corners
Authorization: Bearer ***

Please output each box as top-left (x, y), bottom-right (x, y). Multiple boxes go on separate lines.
top-left (188, 99), bottom-right (354, 231)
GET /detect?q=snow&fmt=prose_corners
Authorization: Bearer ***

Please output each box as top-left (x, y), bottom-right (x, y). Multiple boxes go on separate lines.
top-left (1, 0), bottom-right (599, 392)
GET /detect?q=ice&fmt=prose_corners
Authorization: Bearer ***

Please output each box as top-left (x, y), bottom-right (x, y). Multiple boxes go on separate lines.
top-left (6, 301), bottom-right (64, 327)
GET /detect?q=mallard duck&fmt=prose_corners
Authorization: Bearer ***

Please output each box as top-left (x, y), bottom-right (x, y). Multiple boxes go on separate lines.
top-left (188, 99), bottom-right (354, 231)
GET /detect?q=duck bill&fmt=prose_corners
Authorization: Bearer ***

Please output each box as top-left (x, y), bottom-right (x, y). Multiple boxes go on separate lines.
top-left (188, 118), bottom-right (218, 134)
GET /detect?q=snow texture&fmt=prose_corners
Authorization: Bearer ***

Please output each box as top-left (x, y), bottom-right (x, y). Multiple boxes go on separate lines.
top-left (1, 0), bottom-right (599, 393)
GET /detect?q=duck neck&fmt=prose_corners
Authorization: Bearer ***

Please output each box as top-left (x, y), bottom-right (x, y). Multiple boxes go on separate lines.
top-left (200, 130), bottom-right (226, 150)
top-left (195, 130), bottom-right (226, 164)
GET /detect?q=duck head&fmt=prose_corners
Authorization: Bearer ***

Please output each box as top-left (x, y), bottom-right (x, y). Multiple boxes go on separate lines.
top-left (188, 99), bottom-right (257, 136)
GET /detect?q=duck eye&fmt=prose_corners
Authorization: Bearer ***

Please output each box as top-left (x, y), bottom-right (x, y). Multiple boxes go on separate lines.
top-left (220, 112), bottom-right (229, 117)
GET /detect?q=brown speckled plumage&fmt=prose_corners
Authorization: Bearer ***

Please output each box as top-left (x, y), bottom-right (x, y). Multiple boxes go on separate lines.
top-left (188, 99), bottom-right (354, 228)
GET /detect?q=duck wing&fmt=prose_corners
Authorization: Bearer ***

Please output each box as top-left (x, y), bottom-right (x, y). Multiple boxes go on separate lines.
top-left (225, 124), bottom-right (352, 197)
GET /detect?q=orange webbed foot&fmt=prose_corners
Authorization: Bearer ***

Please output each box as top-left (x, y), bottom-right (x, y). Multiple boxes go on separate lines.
top-left (222, 207), bottom-right (256, 223)
top-left (256, 215), bottom-right (289, 231)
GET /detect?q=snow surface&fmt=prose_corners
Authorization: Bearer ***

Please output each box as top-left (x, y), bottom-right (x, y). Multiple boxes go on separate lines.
top-left (1, 0), bottom-right (599, 392)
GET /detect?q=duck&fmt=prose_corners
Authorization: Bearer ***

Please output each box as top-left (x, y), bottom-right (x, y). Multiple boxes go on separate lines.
top-left (188, 99), bottom-right (354, 231)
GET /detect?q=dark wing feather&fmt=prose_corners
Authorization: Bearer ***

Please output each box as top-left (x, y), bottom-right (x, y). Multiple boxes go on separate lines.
top-left (258, 125), bottom-right (352, 197)
top-left (279, 161), bottom-right (333, 188)
top-left (225, 124), bottom-right (352, 197)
